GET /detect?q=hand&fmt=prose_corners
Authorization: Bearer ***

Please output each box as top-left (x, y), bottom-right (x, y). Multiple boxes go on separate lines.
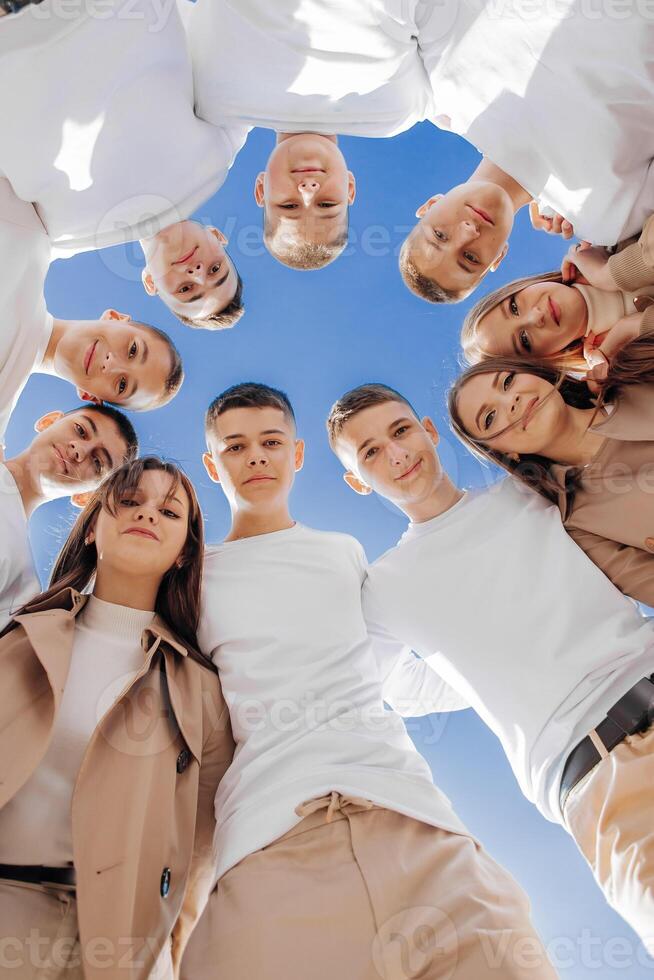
top-left (583, 311), bottom-right (644, 391)
top-left (563, 243), bottom-right (615, 290)
top-left (529, 201), bottom-right (575, 239)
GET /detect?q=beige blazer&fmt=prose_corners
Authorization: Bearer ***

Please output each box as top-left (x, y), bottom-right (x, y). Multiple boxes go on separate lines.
top-left (0, 587), bottom-right (234, 980)
top-left (553, 382), bottom-right (654, 607)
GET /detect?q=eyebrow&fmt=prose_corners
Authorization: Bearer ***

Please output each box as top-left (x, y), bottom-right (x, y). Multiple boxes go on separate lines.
top-left (223, 429), bottom-right (286, 441)
top-left (357, 418), bottom-right (410, 455)
top-left (80, 413), bottom-right (114, 470)
top-left (179, 267), bottom-right (230, 304)
top-left (141, 340), bottom-right (148, 364)
top-left (474, 373), bottom-right (501, 433)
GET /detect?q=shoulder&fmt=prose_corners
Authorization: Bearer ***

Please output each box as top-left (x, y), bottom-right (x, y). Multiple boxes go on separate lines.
top-left (599, 382), bottom-right (654, 441)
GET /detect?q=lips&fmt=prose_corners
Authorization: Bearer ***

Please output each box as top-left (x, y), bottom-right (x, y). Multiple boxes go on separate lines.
top-left (522, 397), bottom-right (539, 429)
top-left (396, 459), bottom-right (421, 481)
top-left (469, 205), bottom-right (494, 226)
top-left (53, 445), bottom-right (68, 475)
top-left (124, 527), bottom-right (159, 541)
top-left (244, 475), bottom-right (275, 484)
top-left (548, 297), bottom-right (561, 326)
top-left (173, 245), bottom-right (197, 266)
top-left (84, 340), bottom-right (98, 376)
top-left (291, 168), bottom-right (325, 174)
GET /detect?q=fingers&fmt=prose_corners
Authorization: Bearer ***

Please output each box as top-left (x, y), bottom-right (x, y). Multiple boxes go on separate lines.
top-left (561, 256), bottom-right (577, 282)
top-left (528, 202), bottom-right (574, 238)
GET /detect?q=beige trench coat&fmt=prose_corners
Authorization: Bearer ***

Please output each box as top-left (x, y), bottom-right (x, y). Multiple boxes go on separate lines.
top-left (0, 587), bottom-right (234, 980)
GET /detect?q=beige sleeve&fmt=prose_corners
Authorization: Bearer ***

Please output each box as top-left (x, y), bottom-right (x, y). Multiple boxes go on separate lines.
top-left (609, 213), bottom-right (654, 291)
top-left (568, 526), bottom-right (654, 609)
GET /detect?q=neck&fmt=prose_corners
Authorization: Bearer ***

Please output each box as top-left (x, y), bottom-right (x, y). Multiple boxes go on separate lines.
top-left (471, 158), bottom-right (532, 212)
top-left (402, 472), bottom-right (465, 524)
top-left (93, 568), bottom-right (159, 611)
top-left (4, 452), bottom-right (47, 517)
top-left (225, 503), bottom-right (295, 542)
top-left (542, 404), bottom-right (607, 467)
top-left (39, 317), bottom-right (68, 377)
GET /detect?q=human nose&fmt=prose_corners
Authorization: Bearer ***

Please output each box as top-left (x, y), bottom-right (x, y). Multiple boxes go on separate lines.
top-left (459, 220), bottom-right (480, 244)
top-left (298, 179), bottom-right (319, 206)
top-left (67, 439), bottom-right (84, 464)
top-left (132, 503), bottom-right (159, 525)
top-left (247, 449), bottom-right (269, 466)
top-left (185, 261), bottom-right (206, 284)
top-left (385, 443), bottom-right (409, 466)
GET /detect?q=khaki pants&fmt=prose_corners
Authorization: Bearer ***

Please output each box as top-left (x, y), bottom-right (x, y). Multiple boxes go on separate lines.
top-left (182, 792), bottom-right (556, 979)
top-left (564, 724), bottom-right (654, 954)
top-left (0, 879), bottom-right (174, 979)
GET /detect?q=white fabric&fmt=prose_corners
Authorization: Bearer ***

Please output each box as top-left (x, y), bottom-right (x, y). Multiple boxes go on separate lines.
top-left (0, 179), bottom-right (52, 450)
top-left (199, 523), bottom-right (471, 881)
top-left (0, 596), bottom-right (153, 866)
top-left (418, 0), bottom-right (654, 244)
top-left (0, 464), bottom-right (39, 632)
top-left (181, 0), bottom-right (431, 137)
top-left (0, 0), bottom-right (248, 257)
top-left (363, 479), bottom-right (654, 824)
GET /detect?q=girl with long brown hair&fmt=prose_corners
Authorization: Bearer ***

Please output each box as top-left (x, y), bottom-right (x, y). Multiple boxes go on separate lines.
top-left (448, 330), bottom-right (654, 608)
top-left (0, 456), bottom-right (233, 980)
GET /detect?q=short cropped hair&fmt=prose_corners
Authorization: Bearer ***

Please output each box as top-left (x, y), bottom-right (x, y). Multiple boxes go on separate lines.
top-left (66, 404), bottom-right (139, 463)
top-left (327, 383), bottom-right (419, 448)
top-left (172, 270), bottom-right (245, 331)
top-left (398, 239), bottom-right (466, 304)
top-left (205, 381), bottom-right (296, 435)
top-left (264, 215), bottom-right (348, 271)
top-left (106, 321), bottom-right (183, 411)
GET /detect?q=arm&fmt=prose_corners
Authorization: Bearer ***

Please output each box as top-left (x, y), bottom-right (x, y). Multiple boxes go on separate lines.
top-left (383, 646), bottom-right (470, 716)
top-left (567, 526), bottom-right (654, 610)
top-left (170, 675), bottom-right (235, 975)
top-left (609, 213), bottom-right (654, 292)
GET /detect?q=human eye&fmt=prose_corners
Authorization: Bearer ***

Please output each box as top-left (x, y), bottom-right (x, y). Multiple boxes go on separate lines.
top-left (209, 263), bottom-right (221, 275)
top-left (518, 330), bottom-right (531, 353)
top-left (226, 444), bottom-right (242, 453)
top-left (279, 203), bottom-right (298, 210)
top-left (509, 295), bottom-right (519, 316)
top-left (318, 201), bottom-right (337, 209)
top-left (93, 455), bottom-right (103, 476)
top-left (177, 283), bottom-right (192, 294)
top-left (364, 446), bottom-right (378, 460)
top-left (502, 372), bottom-right (515, 391)
top-left (264, 439), bottom-right (281, 447)
top-left (117, 377), bottom-right (127, 396)
top-left (463, 250), bottom-right (480, 265)
top-left (119, 496), bottom-right (138, 507)
top-left (394, 425), bottom-right (409, 437)
top-left (128, 341), bottom-right (138, 359)
top-left (433, 229), bottom-right (447, 242)
top-left (75, 422), bottom-right (86, 438)
top-left (161, 507), bottom-right (180, 519)
top-left (484, 409), bottom-right (496, 431)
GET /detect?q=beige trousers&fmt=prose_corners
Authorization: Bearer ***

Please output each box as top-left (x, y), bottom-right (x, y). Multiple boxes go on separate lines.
top-left (182, 792), bottom-right (556, 980)
top-left (564, 724), bottom-right (654, 954)
top-left (0, 879), bottom-right (174, 979)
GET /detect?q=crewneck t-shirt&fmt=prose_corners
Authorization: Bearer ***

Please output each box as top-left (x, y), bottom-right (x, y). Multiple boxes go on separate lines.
top-left (363, 479), bottom-right (654, 824)
top-left (199, 523), bottom-right (471, 881)
top-left (0, 464), bottom-right (39, 631)
top-left (0, 596), bottom-right (153, 866)
top-left (0, 0), bottom-right (248, 256)
top-left (0, 179), bottom-right (52, 450)
top-left (181, 0), bottom-right (431, 137)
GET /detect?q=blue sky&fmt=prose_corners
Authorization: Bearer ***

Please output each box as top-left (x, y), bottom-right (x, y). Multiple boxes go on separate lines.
top-left (10, 123), bottom-right (654, 977)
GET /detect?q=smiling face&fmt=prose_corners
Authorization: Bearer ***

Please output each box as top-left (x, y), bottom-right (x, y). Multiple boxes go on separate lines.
top-left (204, 405), bottom-right (304, 513)
top-left (256, 134), bottom-right (355, 253)
top-left (475, 281), bottom-right (589, 358)
top-left (335, 400), bottom-right (443, 512)
top-left (28, 409), bottom-right (130, 499)
top-left (53, 311), bottom-right (173, 409)
top-left (404, 181), bottom-right (514, 297)
top-left (140, 220), bottom-right (238, 322)
top-left (455, 369), bottom-right (567, 457)
top-left (92, 468), bottom-right (191, 585)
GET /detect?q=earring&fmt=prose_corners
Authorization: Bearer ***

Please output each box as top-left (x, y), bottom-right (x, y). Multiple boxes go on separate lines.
top-left (84, 535), bottom-right (93, 546)
top-left (174, 557), bottom-right (184, 569)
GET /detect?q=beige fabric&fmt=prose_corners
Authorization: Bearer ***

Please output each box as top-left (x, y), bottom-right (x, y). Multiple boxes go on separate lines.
top-left (0, 588), bottom-right (235, 980)
top-left (182, 793), bottom-right (556, 980)
top-left (564, 724), bottom-right (654, 954)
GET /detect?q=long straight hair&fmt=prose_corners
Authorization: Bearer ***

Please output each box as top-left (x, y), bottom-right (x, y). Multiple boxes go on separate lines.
top-left (460, 270), bottom-right (589, 373)
top-left (21, 457), bottom-right (204, 651)
top-left (448, 332), bottom-right (654, 509)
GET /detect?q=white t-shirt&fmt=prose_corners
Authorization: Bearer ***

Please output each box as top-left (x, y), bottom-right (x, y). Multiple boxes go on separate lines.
top-left (199, 523), bottom-right (471, 880)
top-left (0, 179), bottom-right (52, 450)
top-left (0, 0), bottom-right (248, 256)
top-left (181, 0), bottom-right (432, 137)
top-left (0, 596), bottom-right (153, 866)
top-left (418, 1), bottom-right (654, 244)
top-left (0, 464), bottom-right (39, 632)
top-left (363, 479), bottom-right (654, 824)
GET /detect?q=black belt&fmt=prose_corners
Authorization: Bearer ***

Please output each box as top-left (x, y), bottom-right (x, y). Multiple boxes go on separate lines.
top-left (0, 0), bottom-right (44, 12)
top-left (560, 673), bottom-right (654, 811)
top-left (0, 864), bottom-right (76, 887)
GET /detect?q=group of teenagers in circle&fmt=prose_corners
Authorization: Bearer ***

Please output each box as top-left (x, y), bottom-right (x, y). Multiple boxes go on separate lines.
top-left (1, 0), bottom-right (654, 978)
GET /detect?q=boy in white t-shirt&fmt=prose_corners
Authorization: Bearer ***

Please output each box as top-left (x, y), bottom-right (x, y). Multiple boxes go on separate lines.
top-left (327, 382), bottom-right (654, 950)
top-left (401, 1), bottom-right (654, 303)
top-left (180, 381), bottom-right (556, 980)
top-left (0, 0), bottom-right (247, 329)
top-left (0, 178), bottom-right (183, 441)
top-left (180, 0), bottom-right (431, 271)
top-left (0, 403), bottom-right (137, 631)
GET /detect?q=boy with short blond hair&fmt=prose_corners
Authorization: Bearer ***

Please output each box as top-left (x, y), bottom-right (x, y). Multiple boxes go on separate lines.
top-left (327, 381), bottom-right (654, 949)
top-left (180, 380), bottom-right (556, 980)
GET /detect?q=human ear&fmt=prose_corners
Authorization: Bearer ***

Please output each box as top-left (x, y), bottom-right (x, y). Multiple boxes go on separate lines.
top-left (254, 173), bottom-right (265, 207)
top-left (100, 309), bottom-right (131, 322)
top-left (343, 471), bottom-right (372, 496)
top-left (347, 172), bottom-right (356, 205)
top-left (422, 416), bottom-right (440, 447)
top-left (507, 452), bottom-right (520, 463)
top-left (34, 410), bottom-right (64, 433)
top-left (489, 243), bottom-right (509, 272)
top-left (416, 195), bottom-right (442, 219)
top-left (141, 269), bottom-right (158, 296)
top-left (294, 440), bottom-right (305, 472)
top-left (202, 451), bottom-right (220, 484)
top-left (209, 226), bottom-right (228, 245)
top-left (71, 491), bottom-right (93, 509)
top-left (76, 388), bottom-right (102, 406)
